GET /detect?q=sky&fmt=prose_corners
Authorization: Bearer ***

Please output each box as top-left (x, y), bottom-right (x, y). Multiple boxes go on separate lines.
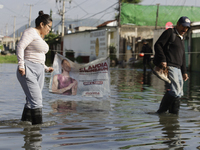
top-left (0, 0), bottom-right (200, 36)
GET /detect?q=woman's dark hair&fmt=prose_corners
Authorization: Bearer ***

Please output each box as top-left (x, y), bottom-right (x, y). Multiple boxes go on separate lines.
top-left (35, 10), bottom-right (52, 27)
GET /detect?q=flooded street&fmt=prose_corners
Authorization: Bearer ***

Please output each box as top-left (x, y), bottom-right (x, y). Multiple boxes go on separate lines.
top-left (1, 63), bottom-right (200, 150)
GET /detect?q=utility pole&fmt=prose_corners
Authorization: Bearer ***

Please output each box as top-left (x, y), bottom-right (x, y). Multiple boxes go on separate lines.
top-left (118, 0), bottom-right (121, 27)
top-left (27, 4), bottom-right (33, 27)
top-left (56, 0), bottom-right (72, 55)
top-left (61, 0), bottom-right (65, 37)
top-left (5, 24), bottom-right (8, 36)
top-left (56, 0), bottom-right (65, 37)
top-left (13, 16), bottom-right (16, 50)
top-left (5, 24), bottom-right (8, 50)
top-left (56, 0), bottom-right (72, 37)
top-left (155, 3), bottom-right (160, 30)
top-left (117, 0), bottom-right (121, 62)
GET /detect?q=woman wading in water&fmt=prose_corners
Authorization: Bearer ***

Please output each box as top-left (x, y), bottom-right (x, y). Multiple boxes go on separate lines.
top-left (16, 11), bottom-right (53, 125)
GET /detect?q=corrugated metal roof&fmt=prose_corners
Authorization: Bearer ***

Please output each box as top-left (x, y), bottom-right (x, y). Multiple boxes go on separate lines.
top-left (97, 20), bottom-right (117, 28)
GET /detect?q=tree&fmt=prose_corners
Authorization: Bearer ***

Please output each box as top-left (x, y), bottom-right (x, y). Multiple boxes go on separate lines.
top-left (44, 32), bottom-right (60, 47)
top-left (44, 32), bottom-right (61, 64)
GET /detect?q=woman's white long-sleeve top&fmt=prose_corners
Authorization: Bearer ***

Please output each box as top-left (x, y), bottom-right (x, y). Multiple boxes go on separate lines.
top-left (17, 27), bottom-right (49, 71)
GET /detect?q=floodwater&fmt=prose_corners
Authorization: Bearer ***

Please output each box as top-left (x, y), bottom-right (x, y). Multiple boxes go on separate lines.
top-left (1, 63), bottom-right (200, 150)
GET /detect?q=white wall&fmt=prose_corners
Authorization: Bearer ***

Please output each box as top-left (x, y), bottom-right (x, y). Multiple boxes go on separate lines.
top-left (63, 27), bottom-right (119, 62)
top-left (63, 32), bottom-right (90, 59)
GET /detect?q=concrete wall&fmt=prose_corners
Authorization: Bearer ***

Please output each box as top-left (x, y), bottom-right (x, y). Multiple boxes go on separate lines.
top-left (120, 25), bottom-right (155, 40)
top-left (118, 25), bottom-right (156, 63)
top-left (63, 25), bottom-right (157, 63)
top-left (2, 36), bottom-right (14, 50)
top-left (153, 29), bottom-right (165, 53)
top-left (64, 31), bottom-right (90, 59)
top-left (63, 27), bottom-right (119, 62)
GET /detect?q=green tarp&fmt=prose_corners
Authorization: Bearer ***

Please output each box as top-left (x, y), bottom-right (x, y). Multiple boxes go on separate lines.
top-left (120, 3), bottom-right (200, 26)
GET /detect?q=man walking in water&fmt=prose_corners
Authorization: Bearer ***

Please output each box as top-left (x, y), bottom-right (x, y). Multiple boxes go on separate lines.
top-left (140, 39), bottom-right (153, 73)
top-left (154, 16), bottom-right (190, 114)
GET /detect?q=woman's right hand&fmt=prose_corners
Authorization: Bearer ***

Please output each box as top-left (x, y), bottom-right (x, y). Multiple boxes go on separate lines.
top-left (18, 68), bottom-right (25, 76)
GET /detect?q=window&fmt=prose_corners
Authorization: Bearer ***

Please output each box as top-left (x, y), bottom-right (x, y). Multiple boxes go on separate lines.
top-left (110, 32), bottom-right (114, 39)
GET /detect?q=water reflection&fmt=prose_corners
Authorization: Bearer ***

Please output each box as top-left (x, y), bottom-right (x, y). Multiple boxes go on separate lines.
top-left (111, 68), bottom-right (145, 94)
top-left (2, 64), bottom-right (200, 149)
top-left (22, 127), bottom-right (42, 150)
top-left (141, 71), bottom-right (152, 91)
top-left (49, 99), bottom-right (111, 147)
top-left (182, 71), bottom-right (200, 112)
top-left (50, 100), bottom-right (110, 118)
top-left (157, 114), bottom-right (185, 150)
top-left (51, 100), bottom-right (77, 113)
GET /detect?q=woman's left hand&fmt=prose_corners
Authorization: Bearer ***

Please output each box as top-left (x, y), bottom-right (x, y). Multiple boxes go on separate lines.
top-left (48, 67), bottom-right (54, 73)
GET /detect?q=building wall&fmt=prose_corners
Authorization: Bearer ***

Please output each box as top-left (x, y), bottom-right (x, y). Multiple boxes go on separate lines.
top-left (153, 29), bottom-right (165, 53)
top-left (2, 37), bottom-right (14, 50)
top-left (63, 25), bottom-right (156, 63)
top-left (119, 25), bottom-right (155, 63)
top-left (63, 32), bottom-right (90, 60)
top-left (63, 27), bottom-right (119, 62)
top-left (191, 32), bottom-right (200, 72)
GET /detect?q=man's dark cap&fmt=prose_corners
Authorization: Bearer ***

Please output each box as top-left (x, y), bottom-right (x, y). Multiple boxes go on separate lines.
top-left (142, 39), bottom-right (147, 43)
top-left (178, 16), bottom-right (191, 28)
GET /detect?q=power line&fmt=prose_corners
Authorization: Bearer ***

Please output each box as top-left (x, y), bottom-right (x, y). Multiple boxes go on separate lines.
top-left (0, 4), bottom-right (21, 16)
top-left (53, 21), bottom-right (62, 29)
top-left (72, 0), bottom-right (88, 14)
top-left (63, 2), bottom-right (117, 26)
top-left (72, 0), bottom-right (89, 8)
top-left (91, 10), bottom-right (116, 26)
top-left (75, 2), bottom-right (118, 22)
top-left (34, 0), bottom-right (41, 5)
top-left (34, 0), bottom-right (52, 5)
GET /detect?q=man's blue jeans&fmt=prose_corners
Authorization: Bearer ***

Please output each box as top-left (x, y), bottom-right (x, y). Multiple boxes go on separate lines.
top-left (168, 66), bottom-right (184, 98)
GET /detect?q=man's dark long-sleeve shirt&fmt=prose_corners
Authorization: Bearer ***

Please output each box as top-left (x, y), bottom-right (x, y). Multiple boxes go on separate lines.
top-left (141, 43), bottom-right (152, 64)
top-left (154, 28), bottom-right (187, 74)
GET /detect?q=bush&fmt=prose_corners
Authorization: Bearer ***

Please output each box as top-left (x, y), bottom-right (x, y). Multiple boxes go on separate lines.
top-left (0, 55), bottom-right (18, 63)
top-left (109, 45), bottom-right (118, 65)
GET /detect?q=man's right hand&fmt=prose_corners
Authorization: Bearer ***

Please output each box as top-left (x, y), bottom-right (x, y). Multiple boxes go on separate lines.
top-left (160, 62), bottom-right (167, 68)
top-left (18, 68), bottom-right (25, 76)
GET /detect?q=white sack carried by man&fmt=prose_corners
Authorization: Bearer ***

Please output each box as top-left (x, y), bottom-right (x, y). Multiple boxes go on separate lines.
top-left (49, 53), bottom-right (111, 97)
top-left (152, 66), bottom-right (171, 84)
